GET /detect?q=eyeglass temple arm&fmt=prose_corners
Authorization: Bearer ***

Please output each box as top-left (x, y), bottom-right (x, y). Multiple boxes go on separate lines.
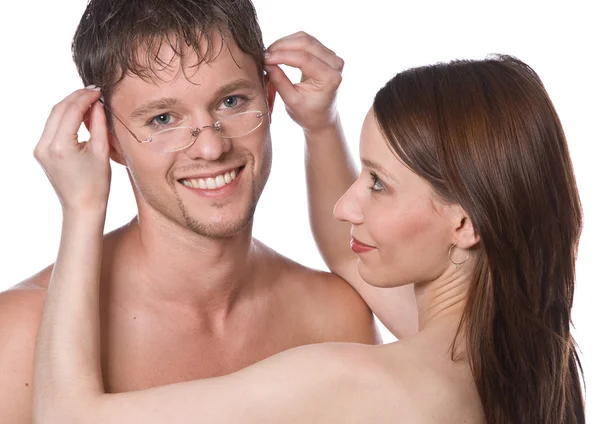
top-left (98, 98), bottom-right (145, 143)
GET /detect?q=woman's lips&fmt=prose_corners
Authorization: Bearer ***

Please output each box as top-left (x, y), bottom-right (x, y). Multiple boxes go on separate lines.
top-left (350, 237), bottom-right (376, 254)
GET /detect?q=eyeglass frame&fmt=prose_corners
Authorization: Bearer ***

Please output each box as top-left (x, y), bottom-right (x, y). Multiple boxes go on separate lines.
top-left (98, 98), bottom-right (268, 153)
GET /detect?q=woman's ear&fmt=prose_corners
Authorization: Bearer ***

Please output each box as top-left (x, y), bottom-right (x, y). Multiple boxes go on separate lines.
top-left (450, 205), bottom-right (480, 249)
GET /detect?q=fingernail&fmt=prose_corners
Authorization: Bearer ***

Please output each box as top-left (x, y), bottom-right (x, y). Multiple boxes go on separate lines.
top-left (264, 52), bottom-right (271, 59)
top-left (86, 84), bottom-right (97, 89)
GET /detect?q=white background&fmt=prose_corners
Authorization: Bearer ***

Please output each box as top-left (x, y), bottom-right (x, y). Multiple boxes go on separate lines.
top-left (1, 0), bottom-right (598, 420)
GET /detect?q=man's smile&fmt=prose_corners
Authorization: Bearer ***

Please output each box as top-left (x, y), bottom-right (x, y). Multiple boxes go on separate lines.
top-left (178, 166), bottom-right (245, 197)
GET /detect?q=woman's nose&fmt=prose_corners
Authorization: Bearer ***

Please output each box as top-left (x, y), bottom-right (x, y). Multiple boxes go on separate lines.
top-left (333, 183), bottom-right (363, 225)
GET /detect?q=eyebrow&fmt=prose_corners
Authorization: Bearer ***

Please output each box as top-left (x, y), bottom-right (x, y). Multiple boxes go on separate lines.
top-left (128, 78), bottom-right (261, 121)
top-left (361, 158), bottom-right (398, 183)
top-left (213, 78), bottom-right (261, 101)
top-left (130, 97), bottom-right (182, 120)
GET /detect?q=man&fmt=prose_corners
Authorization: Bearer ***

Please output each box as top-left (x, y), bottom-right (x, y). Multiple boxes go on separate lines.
top-left (0, 1), bottom-right (380, 422)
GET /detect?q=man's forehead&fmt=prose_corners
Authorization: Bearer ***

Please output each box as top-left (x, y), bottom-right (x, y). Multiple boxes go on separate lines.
top-left (111, 33), bottom-right (261, 105)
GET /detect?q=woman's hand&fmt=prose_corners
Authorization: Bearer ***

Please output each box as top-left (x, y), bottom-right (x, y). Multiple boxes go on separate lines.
top-left (33, 87), bottom-right (111, 215)
top-left (32, 87), bottom-right (111, 423)
top-left (265, 32), bottom-right (344, 134)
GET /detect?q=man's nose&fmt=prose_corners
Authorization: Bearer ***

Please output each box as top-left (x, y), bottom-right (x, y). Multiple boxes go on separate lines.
top-left (333, 183), bottom-right (363, 225)
top-left (185, 126), bottom-right (232, 161)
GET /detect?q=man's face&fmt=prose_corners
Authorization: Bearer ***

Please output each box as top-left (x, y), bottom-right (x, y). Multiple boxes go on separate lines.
top-left (108, 34), bottom-right (274, 238)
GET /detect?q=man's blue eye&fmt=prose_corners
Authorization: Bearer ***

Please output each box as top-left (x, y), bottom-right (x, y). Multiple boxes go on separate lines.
top-left (223, 96), bottom-right (238, 108)
top-left (152, 114), bottom-right (171, 125)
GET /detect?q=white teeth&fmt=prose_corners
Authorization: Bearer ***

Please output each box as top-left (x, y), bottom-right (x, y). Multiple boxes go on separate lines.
top-left (181, 168), bottom-right (240, 190)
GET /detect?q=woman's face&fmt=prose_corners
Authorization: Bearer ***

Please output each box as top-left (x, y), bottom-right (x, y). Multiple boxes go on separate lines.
top-left (334, 109), bottom-right (457, 288)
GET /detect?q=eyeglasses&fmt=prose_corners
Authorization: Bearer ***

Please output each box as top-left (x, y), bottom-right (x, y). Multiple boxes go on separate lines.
top-left (99, 99), bottom-right (267, 154)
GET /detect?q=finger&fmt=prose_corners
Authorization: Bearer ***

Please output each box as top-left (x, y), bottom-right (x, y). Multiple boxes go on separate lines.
top-left (267, 31), bottom-right (336, 56)
top-left (52, 89), bottom-right (103, 149)
top-left (267, 31), bottom-right (310, 46)
top-left (264, 64), bottom-right (300, 106)
top-left (38, 88), bottom-right (101, 149)
top-left (88, 100), bottom-right (110, 156)
top-left (266, 32), bottom-right (343, 71)
top-left (265, 50), bottom-right (340, 89)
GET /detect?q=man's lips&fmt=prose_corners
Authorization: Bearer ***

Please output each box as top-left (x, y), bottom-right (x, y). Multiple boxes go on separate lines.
top-left (178, 166), bottom-right (244, 194)
top-left (350, 237), bottom-right (376, 253)
top-left (177, 165), bottom-right (244, 181)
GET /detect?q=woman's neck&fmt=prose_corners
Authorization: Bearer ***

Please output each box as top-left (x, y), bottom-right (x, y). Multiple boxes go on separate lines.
top-left (414, 268), bottom-right (471, 332)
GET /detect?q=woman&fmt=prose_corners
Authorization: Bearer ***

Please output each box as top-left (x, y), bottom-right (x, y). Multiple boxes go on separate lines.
top-left (31, 46), bottom-right (585, 422)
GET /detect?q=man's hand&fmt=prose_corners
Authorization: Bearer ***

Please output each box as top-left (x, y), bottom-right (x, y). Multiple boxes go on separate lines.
top-left (265, 32), bottom-right (344, 134)
top-left (33, 87), bottom-right (111, 214)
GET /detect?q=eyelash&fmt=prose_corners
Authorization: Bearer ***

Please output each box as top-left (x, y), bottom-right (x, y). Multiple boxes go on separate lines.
top-left (145, 94), bottom-right (251, 129)
top-left (146, 113), bottom-right (179, 130)
top-left (217, 94), bottom-right (251, 111)
top-left (369, 171), bottom-right (385, 192)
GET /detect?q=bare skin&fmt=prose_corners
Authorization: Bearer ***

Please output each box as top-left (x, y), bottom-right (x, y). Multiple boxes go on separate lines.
top-left (31, 33), bottom-right (485, 423)
top-left (0, 227), bottom-right (376, 423)
top-left (0, 33), bottom-right (378, 423)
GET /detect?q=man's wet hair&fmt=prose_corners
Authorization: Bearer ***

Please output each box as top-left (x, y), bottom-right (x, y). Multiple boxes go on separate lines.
top-left (73, 0), bottom-right (265, 104)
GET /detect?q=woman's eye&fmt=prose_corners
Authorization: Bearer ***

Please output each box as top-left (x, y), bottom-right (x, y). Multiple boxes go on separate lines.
top-left (369, 171), bottom-right (385, 192)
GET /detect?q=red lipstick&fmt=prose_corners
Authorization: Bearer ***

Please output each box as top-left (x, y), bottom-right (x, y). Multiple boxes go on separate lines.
top-left (350, 237), bottom-right (375, 254)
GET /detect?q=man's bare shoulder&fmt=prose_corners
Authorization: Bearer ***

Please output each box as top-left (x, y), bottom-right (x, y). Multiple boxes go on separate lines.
top-left (258, 243), bottom-right (380, 344)
top-left (0, 268), bottom-right (51, 422)
top-left (0, 224), bottom-right (130, 421)
top-left (0, 266), bottom-right (51, 317)
top-left (0, 264), bottom-right (52, 342)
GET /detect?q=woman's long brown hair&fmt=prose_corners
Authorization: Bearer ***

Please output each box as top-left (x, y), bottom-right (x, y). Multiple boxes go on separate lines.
top-left (373, 55), bottom-right (584, 423)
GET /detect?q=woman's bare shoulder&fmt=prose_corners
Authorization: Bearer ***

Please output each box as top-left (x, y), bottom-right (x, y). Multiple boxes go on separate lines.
top-left (377, 340), bottom-right (486, 423)
top-left (260, 340), bottom-right (485, 423)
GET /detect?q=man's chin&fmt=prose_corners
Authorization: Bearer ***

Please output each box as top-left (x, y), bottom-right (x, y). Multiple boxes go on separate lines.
top-left (183, 213), bottom-right (255, 239)
top-left (177, 183), bottom-right (259, 239)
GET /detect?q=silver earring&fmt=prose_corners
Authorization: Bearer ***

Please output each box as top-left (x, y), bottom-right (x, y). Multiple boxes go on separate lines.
top-left (449, 244), bottom-right (469, 269)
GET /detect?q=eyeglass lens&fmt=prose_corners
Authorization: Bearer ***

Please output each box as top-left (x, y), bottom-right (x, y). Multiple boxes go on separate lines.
top-left (148, 111), bottom-right (264, 153)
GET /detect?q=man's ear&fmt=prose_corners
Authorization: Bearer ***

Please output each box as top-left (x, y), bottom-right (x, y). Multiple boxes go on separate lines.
top-left (83, 118), bottom-right (127, 166)
top-left (450, 205), bottom-right (480, 250)
top-left (108, 141), bottom-right (127, 166)
top-left (264, 74), bottom-right (277, 122)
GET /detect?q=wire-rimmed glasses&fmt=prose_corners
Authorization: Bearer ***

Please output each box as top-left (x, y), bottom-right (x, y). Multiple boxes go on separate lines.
top-left (99, 99), bottom-right (267, 154)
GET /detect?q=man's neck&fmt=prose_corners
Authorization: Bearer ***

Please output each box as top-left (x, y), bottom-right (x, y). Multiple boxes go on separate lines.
top-left (108, 214), bottom-right (262, 320)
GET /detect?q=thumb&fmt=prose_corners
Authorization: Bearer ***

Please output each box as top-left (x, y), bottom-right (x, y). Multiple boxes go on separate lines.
top-left (265, 65), bottom-right (299, 106)
top-left (88, 101), bottom-right (110, 155)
